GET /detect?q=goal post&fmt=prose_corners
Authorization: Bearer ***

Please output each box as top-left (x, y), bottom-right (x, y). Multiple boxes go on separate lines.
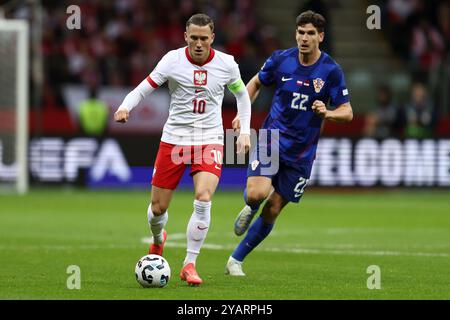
top-left (0, 19), bottom-right (29, 194)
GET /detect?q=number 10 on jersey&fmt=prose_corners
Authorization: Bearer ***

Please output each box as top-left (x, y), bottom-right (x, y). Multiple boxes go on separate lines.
top-left (193, 99), bottom-right (206, 114)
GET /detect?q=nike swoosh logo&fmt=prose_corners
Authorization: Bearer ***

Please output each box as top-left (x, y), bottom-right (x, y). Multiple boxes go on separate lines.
top-left (281, 77), bottom-right (293, 82)
top-left (195, 89), bottom-right (205, 93)
top-left (197, 226), bottom-right (208, 230)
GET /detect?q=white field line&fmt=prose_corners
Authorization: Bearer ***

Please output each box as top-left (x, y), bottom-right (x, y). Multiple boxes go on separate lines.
top-left (0, 241), bottom-right (447, 258)
top-left (0, 244), bottom-right (141, 251)
top-left (141, 234), bottom-right (450, 258)
top-left (0, 233), bottom-right (448, 258)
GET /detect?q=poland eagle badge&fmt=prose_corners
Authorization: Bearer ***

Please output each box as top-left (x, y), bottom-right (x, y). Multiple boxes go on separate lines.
top-left (194, 70), bottom-right (207, 86)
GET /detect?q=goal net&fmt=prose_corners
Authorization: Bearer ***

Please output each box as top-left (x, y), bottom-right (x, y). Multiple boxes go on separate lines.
top-left (0, 20), bottom-right (29, 194)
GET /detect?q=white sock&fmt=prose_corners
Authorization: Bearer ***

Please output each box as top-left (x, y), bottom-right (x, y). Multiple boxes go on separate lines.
top-left (184, 200), bottom-right (211, 266)
top-left (147, 204), bottom-right (168, 245)
top-left (228, 256), bottom-right (242, 264)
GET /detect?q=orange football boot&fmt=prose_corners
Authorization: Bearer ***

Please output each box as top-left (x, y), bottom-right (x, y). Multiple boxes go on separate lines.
top-left (149, 230), bottom-right (167, 256)
top-left (180, 263), bottom-right (203, 286)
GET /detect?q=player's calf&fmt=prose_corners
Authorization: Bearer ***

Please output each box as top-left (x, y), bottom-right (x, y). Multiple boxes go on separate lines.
top-left (260, 192), bottom-right (289, 224)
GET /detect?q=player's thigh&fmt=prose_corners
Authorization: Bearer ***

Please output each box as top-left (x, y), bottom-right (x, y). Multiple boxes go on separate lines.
top-left (246, 176), bottom-right (272, 201)
top-left (190, 144), bottom-right (223, 178)
top-left (246, 144), bottom-right (275, 201)
top-left (150, 185), bottom-right (174, 214)
top-left (192, 171), bottom-right (220, 202)
top-left (152, 141), bottom-right (187, 190)
top-left (272, 165), bottom-right (310, 203)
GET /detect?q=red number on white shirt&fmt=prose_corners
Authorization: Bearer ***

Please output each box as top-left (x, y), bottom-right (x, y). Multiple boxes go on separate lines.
top-left (193, 99), bottom-right (206, 114)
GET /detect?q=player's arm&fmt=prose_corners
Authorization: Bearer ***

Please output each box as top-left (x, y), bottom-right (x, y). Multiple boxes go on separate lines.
top-left (115, 51), bottom-right (171, 123)
top-left (312, 101), bottom-right (353, 123)
top-left (246, 74), bottom-right (262, 103)
top-left (114, 78), bottom-right (157, 123)
top-left (231, 74), bottom-right (262, 130)
top-left (313, 66), bottom-right (352, 123)
top-left (233, 51), bottom-right (277, 130)
top-left (228, 78), bottom-right (252, 154)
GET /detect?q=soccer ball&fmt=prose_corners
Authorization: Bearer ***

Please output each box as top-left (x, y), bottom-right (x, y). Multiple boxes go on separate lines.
top-left (135, 254), bottom-right (171, 288)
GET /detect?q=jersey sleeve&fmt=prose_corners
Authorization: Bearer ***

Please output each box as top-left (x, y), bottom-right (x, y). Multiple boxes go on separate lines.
top-left (148, 51), bottom-right (174, 87)
top-left (226, 58), bottom-right (241, 86)
top-left (328, 66), bottom-right (350, 107)
top-left (226, 57), bottom-right (246, 94)
top-left (225, 57), bottom-right (251, 135)
top-left (258, 50), bottom-right (279, 86)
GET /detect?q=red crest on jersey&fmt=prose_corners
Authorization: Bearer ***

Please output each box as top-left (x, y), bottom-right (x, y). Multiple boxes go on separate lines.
top-left (313, 78), bottom-right (325, 93)
top-left (194, 70), bottom-right (207, 86)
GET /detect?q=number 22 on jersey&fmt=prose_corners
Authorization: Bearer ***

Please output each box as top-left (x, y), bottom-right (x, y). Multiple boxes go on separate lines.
top-left (291, 93), bottom-right (309, 111)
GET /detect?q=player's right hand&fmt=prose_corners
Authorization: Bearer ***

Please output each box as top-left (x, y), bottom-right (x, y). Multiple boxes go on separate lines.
top-left (114, 108), bottom-right (129, 123)
top-left (232, 115), bottom-right (241, 131)
top-left (236, 133), bottom-right (250, 154)
top-left (312, 100), bottom-right (328, 119)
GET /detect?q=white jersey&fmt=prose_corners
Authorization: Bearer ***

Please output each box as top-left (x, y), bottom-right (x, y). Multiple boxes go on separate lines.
top-left (148, 47), bottom-right (241, 145)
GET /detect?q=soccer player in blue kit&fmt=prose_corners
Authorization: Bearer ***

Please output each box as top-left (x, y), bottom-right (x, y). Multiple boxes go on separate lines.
top-left (225, 11), bottom-right (353, 276)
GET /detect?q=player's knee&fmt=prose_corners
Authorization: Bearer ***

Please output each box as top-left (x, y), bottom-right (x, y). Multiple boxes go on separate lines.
top-left (194, 190), bottom-right (213, 202)
top-left (151, 200), bottom-right (168, 216)
top-left (246, 187), bottom-right (268, 204)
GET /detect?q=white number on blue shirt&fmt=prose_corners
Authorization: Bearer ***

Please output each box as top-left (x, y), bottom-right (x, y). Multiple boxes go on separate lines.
top-left (293, 177), bottom-right (309, 198)
top-left (291, 93), bottom-right (309, 111)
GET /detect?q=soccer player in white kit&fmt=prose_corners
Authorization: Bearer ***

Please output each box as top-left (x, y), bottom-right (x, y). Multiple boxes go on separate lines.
top-left (114, 14), bottom-right (251, 286)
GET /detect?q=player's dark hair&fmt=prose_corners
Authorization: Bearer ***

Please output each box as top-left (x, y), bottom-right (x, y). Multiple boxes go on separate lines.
top-left (186, 13), bottom-right (214, 32)
top-left (296, 10), bottom-right (326, 33)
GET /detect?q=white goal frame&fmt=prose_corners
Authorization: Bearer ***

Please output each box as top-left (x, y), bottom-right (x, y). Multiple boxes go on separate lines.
top-left (0, 20), bottom-right (29, 194)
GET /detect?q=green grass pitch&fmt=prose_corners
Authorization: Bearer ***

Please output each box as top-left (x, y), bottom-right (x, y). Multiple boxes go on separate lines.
top-left (0, 189), bottom-right (449, 300)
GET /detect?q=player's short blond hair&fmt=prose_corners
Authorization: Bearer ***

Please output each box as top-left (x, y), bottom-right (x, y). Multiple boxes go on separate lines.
top-left (186, 13), bottom-right (214, 32)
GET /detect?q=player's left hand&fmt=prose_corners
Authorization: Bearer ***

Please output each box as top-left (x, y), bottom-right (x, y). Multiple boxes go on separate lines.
top-left (236, 133), bottom-right (250, 154)
top-left (232, 115), bottom-right (241, 131)
top-left (312, 100), bottom-right (328, 119)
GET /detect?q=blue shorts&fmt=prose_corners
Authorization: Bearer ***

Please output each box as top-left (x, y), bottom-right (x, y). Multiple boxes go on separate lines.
top-left (246, 147), bottom-right (312, 203)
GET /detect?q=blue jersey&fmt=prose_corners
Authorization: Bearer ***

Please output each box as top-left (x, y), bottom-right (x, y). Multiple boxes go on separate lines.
top-left (258, 48), bottom-right (349, 168)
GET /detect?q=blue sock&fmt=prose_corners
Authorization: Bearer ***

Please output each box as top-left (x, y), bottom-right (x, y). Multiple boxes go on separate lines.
top-left (244, 188), bottom-right (261, 212)
top-left (232, 216), bottom-right (273, 262)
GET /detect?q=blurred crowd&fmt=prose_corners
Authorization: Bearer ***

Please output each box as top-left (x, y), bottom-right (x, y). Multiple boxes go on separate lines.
top-left (363, 82), bottom-right (438, 139)
top-left (4, 0), bottom-right (449, 138)
top-left (8, 0), bottom-right (280, 110)
top-left (382, 0), bottom-right (449, 74)
top-left (363, 0), bottom-right (450, 139)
